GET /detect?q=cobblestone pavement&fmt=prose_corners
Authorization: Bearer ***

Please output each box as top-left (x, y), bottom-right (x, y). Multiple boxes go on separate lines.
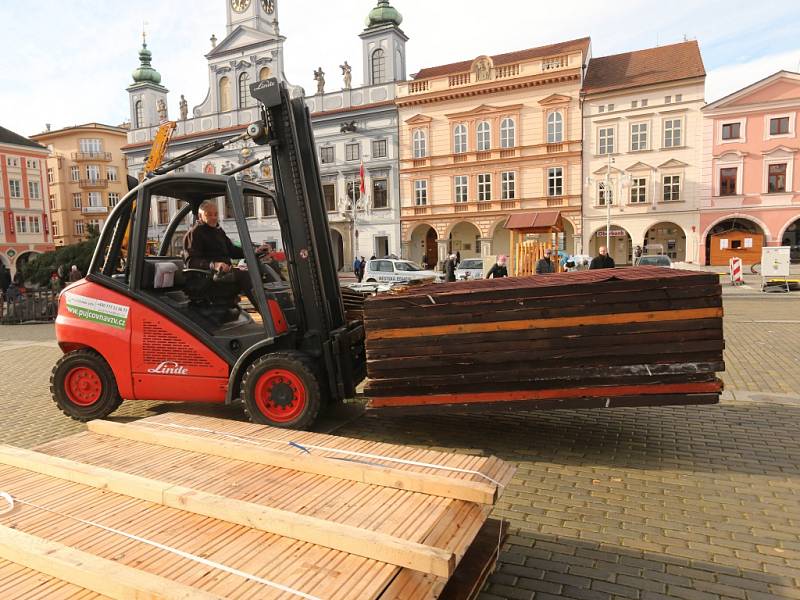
top-left (0, 295), bottom-right (799, 599)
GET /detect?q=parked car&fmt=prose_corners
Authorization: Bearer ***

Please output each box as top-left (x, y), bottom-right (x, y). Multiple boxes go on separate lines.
top-left (363, 259), bottom-right (442, 284)
top-left (455, 258), bottom-right (484, 280)
top-left (634, 255), bottom-right (673, 268)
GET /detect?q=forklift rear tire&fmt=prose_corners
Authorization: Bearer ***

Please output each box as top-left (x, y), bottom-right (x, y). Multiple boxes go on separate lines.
top-left (50, 349), bottom-right (123, 422)
top-left (241, 352), bottom-right (321, 430)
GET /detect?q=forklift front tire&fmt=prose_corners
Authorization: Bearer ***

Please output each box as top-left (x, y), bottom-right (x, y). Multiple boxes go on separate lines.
top-left (50, 349), bottom-right (123, 422)
top-left (241, 352), bottom-right (321, 430)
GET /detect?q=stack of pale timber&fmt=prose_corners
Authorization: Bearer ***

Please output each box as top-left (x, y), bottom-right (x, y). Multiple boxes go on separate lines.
top-left (364, 266), bottom-right (724, 411)
top-left (0, 413), bottom-right (514, 599)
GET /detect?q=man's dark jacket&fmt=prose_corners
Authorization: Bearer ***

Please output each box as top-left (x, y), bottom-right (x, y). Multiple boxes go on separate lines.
top-left (183, 222), bottom-right (244, 269)
top-left (589, 254), bottom-right (616, 270)
top-left (487, 263), bottom-right (508, 278)
top-left (535, 257), bottom-right (555, 274)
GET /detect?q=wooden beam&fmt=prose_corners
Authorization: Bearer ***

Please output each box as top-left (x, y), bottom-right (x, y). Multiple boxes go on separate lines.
top-left (0, 525), bottom-right (223, 600)
top-left (87, 419), bottom-right (497, 505)
top-left (366, 307), bottom-right (724, 341)
top-left (0, 445), bottom-right (455, 578)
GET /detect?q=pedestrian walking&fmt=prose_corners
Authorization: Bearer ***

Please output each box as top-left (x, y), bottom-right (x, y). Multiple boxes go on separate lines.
top-left (455, 251), bottom-right (461, 266)
top-left (353, 256), bottom-right (362, 282)
top-left (444, 254), bottom-right (457, 282)
top-left (535, 248), bottom-right (556, 274)
top-left (487, 255), bottom-right (508, 279)
top-left (589, 246), bottom-right (616, 270)
top-left (358, 256), bottom-right (366, 282)
top-left (67, 265), bottom-right (83, 282)
top-left (0, 264), bottom-right (10, 295)
top-left (48, 272), bottom-right (63, 296)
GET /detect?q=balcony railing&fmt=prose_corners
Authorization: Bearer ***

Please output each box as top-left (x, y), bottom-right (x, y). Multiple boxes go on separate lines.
top-left (72, 151), bottom-right (112, 162)
top-left (409, 80), bottom-right (430, 93)
top-left (476, 151), bottom-right (491, 161)
top-left (81, 206), bottom-right (107, 214)
top-left (546, 143), bottom-right (564, 153)
top-left (496, 64), bottom-right (520, 78)
top-left (448, 73), bottom-right (471, 87)
top-left (546, 197), bottom-right (565, 207)
top-left (454, 203), bottom-right (469, 213)
top-left (79, 179), bottom-right (108, 189)
top-left (413, 206), bottom-right (429, 215)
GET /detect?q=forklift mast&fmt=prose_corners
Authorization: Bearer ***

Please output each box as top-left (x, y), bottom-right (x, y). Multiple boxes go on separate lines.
top-left (250, 79), bottom-right (358, 395)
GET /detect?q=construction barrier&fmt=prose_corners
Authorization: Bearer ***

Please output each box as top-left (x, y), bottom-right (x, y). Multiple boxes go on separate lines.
top-left (729, 257), bottom-right (743, 285)
top-left (0, 290), bottom-right (59, 324)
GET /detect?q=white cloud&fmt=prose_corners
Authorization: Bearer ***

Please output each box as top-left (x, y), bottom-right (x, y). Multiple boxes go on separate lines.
top-left (706, 49), bottom-right (800, 104)
top-left (1, 0), bottom-right (798, 136)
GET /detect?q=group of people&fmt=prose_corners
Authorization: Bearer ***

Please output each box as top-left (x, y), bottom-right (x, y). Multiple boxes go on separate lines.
top-left (352, 256), bottom-right (369, 282)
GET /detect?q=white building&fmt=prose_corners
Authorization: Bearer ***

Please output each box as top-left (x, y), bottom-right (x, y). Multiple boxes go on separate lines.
top-left (122, 0), bottom-right (406, 269)
top-left (581, 41), bottom-right (706, 264)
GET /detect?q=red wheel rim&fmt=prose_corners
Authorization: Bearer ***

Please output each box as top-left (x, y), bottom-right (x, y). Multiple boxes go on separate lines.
top-left (254, 368), bottom-right (307, 423)
top-left (64, 367), bottom-right (103, 407)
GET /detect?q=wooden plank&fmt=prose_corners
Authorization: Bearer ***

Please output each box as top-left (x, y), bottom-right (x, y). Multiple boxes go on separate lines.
top-left (86, 420), bottom-right (497, 505)
top-left (438, 519), bottom-right (508, 600)
top-left (366, 307), bottom-right (724, 341)
top-left (0, 525), bottom-right (222, 600)
top-left (0, 446), bottom-right (455, 578)
top-left (368, 381), bottom-right (723, 408)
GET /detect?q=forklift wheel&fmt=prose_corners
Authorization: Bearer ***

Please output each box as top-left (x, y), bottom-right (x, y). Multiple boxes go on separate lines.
top-left (241, 352), bottom-right (321, 430)
top-left (50, 349), bottom-right (123, 422)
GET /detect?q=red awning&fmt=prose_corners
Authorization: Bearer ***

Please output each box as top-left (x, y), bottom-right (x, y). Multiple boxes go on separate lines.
top-left (503, 211), bottom-right (563, 232)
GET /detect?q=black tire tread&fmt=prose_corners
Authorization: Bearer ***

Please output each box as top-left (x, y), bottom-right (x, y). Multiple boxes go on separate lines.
top-left (50, 349), bottom-right (123, 422)
top-left (240, 351), bottom-right (321, 430)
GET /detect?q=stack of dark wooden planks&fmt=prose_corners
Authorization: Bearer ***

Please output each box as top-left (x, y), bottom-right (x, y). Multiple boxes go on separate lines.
top-left (364, 266), bottom-right (724, 411)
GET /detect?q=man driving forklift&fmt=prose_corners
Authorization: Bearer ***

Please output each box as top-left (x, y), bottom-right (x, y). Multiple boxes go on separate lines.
top-left (183, 199), bottom-right (269, 304)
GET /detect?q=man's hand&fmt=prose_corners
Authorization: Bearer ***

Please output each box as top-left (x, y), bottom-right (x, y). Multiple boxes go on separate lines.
top-left (255, 244), bottom-right (271, 257)
top-left (211, 261), bottom-right (232, 273)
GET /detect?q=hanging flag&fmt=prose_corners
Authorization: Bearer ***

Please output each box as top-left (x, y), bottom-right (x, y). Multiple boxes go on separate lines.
top-left (359, 161), bottom-right (366, 196)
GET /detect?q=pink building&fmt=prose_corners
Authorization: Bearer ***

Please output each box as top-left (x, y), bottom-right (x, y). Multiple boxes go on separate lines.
top-left (701, 71), bottom-right (800, 265)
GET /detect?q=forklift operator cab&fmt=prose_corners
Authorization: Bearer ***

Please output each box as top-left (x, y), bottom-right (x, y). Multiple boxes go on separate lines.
top-left (51, 80), bottom-right (366, 430)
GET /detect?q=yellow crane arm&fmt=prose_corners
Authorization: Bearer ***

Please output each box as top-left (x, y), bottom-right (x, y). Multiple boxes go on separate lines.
top-left (144, 121), bottom-right (177, 174)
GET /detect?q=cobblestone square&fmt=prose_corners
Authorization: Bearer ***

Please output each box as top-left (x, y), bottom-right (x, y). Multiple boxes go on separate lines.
top-left (0, 293), bottom-right (798, 599)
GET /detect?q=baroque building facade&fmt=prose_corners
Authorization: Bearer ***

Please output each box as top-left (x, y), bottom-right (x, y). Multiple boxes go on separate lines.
top-left (700, 71), bottom-right (800, 265)
top-left (395, 38), bottom-right (590, 269)
top-left (122, 0), bottom-right (406, 269)
top-left (581, 41), bottom-right (706, 265)
top-left (0, 126), bottom-right (53, 276)
top-left (32, 123), bottom-right (129, 247)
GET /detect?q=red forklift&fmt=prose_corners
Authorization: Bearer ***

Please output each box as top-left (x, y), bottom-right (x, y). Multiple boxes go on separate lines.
top-left (51, 80), bottom-right (366, 429)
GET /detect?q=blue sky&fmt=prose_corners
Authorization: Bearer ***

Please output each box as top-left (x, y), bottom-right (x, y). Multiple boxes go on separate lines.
top-left (1, 0), bottom-right (798, 136)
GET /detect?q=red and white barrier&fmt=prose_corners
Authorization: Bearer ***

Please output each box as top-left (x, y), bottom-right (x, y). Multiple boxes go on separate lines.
top-left (729, 257), bottom-right (743, 285)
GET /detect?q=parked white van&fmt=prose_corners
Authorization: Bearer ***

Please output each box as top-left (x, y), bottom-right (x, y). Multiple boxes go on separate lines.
top-left (363, 259), bottom-right (442, 284)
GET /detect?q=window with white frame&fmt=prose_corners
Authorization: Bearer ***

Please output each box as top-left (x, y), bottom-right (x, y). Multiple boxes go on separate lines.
top-left (320, 146), bottom-right (334, 164)
top-left (476, 121), bottom-right (491, 151)
top-left (88, 192), bottom-right (102, 207)
top-left (454, 175), bottom-right (468, 203)
top-left (72, 193), bottom-right (82, 208)
top-left (134, 101), bottom-right (143, 128)
top-left (239, 72), bottom-right (252, 108)
top-left (501, 171), bottom-right (516, 200)
top-left (372, 178), bottom-right (388, 209)
top-left (52, 220), bottom-right (59, 236)
top-left (598, 181), bottom-right (613, 206)
top-left (9, 179), bottom-right (21, 198)
top-left (372, 139), bottom-right (387, 158)
top-left (88, 219), bottom-right (102, 232)
top-left (28, 181), bottom-right (40, 199)
top-left (547, 112), bottom-right (563, 143)
top-left (769, 116), bottom-right (790, 136)
top-left (345, 143), bottom-right (360, 161)
top-left (663, 175), bottom-right (681, 201)
top-left (547, 167), bottom-right (563, 196)
top-left (607, 103), bottom-right (615, 112)
top-left (477, 173), bottom-right (492, 201)
top-left (47, 168), bottom-right (54, 183)
top-left (6, 156), bottom-right (19, 167)
top-left (412, 129), bottom-right (427, 158)
top-left (663, 119), bottom-right (682, 148)
top-left (632, 100), bottom-right (638, 108)
top-left (15, 216), bottom-right (27, 233)
top-left (49, 195), bottom-right (55, 210)
top-left (598, 105), bottom-right (605, 113)
top-left (75, 221), bottom-right (85, 236)
top-left (107, 166), bottom-right (118, 181)
top-left (79, 139), bottom-right (102, 153)
top-left (29, 216), bottom-right (40, 233)
top-left (598, 127), bottom-right (614, 154)
top-left (640, 99), bottom-right (648, 107)
top-left (70, 166), bottom-right (80, 181)
top-left (371, 49), bottom-right (386, 84)
top-left (768, 163), bottom-right (787, 193)
top-left (414, 180), bottom-right (428, 205)
top-left (631, 122), bottom-right (648, 151)
top-left (108, 192), bottom-right (120, 207)
top-left (630, 177), bottom-right (647, 203)
top-left (721, 122), bottom-right (741, 140)
top-left (453, 124), bottom-right (467, 153)
top-left (675, 94), bottom-right (682, 102)
top-left (86, 165), bottom-right (100, 181)
top-left (26, 159), bottom-right (39, 169)
top-left (500, 118), bottom-right (516, 148)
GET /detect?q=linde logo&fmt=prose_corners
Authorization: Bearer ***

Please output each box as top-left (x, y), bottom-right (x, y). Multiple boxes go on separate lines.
top-left (147, 361), bottom-right (189, 375)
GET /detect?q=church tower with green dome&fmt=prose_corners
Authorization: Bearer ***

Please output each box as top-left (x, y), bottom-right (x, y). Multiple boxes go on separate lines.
top-left (126, 34), bottom-right (169, 130)
top-left (359, 0), bottom-right (408, 86)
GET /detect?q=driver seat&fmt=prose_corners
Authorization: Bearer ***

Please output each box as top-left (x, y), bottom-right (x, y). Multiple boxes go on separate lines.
top-left (182, 268), bottom-right (241, 322)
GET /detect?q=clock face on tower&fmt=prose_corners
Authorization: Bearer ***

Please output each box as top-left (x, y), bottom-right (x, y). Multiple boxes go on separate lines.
top-left (231, 0), bottom-right (251, 12)
top-left (261, 0), bottom-right (275, 13)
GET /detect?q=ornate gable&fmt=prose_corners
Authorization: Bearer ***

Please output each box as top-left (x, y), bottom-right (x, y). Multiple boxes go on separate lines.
top-left (538, 93), bottom-right (572, 106)
top-left (405, 114), bottom-right (433, 125)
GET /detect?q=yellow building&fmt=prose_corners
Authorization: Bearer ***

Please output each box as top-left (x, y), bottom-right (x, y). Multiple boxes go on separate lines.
top-left (32, 123), bottom-right (129, 246)
top-left (396, 38), bottom-right (590, 269)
